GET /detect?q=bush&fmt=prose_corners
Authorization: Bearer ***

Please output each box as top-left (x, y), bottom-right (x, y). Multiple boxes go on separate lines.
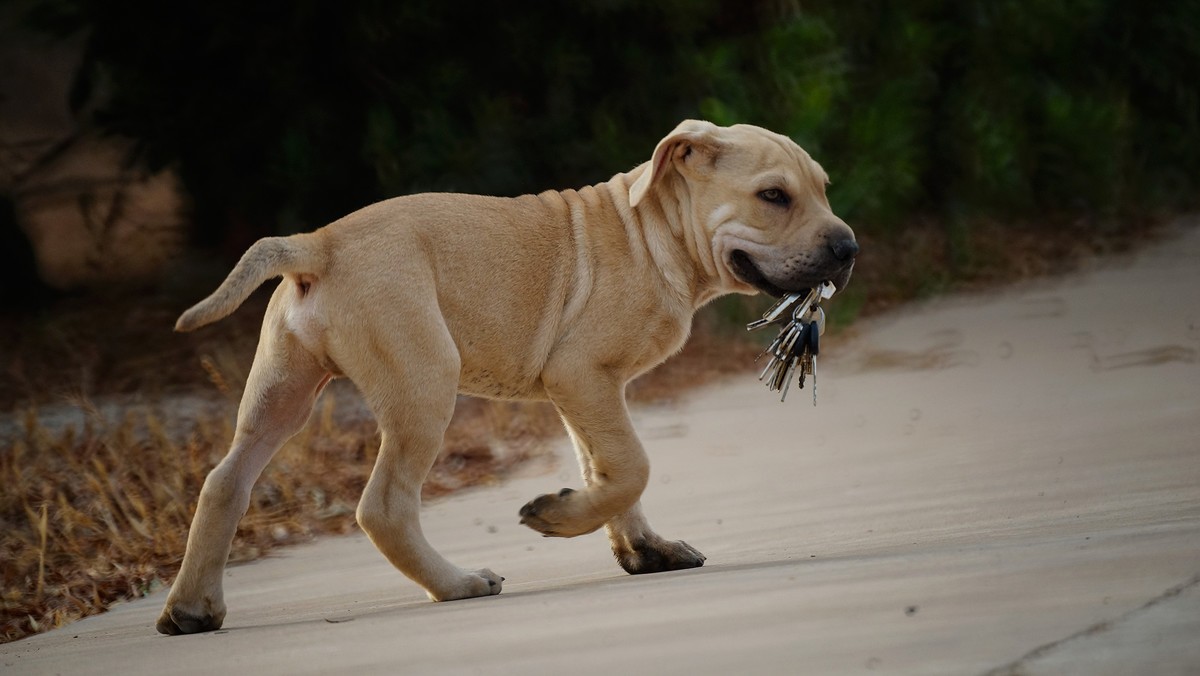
top-left (27, 0), bottom-right (1200, 247)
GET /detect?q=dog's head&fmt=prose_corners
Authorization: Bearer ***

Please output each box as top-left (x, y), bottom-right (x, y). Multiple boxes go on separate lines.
top-left (629, 120), bottom-right (857, 298)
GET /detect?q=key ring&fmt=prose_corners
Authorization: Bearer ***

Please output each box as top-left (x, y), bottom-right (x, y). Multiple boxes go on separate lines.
top-left (748, 281), bottom-right (835, 404)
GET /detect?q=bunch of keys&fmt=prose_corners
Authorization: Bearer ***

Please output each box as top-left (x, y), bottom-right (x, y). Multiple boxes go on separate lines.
top-left (747, 281), bottom-right (836, 404)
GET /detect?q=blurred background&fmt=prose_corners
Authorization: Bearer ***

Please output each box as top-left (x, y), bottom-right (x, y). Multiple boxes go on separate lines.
top-left (2, 0), bottom-right (1199, 642)
top-left (5, 0), bottom-right (1199, 400)
top-left (3, 0), bottom-right (1198, 302)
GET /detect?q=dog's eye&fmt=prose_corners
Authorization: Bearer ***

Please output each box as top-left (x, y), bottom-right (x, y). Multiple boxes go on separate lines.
top-left (758, 188), bottom-right (790, 206)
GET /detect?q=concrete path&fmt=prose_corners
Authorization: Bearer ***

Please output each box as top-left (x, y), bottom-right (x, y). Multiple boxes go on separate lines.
top-left (5, 225), bottom-right (1199, 675)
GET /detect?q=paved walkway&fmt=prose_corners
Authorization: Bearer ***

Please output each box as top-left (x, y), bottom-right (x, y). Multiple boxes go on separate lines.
top-left (5, 225), bottom-right (1199, 675)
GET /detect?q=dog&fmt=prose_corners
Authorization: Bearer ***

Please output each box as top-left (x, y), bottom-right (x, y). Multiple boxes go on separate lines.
top-left (157, 120), bottom-right (857, 634)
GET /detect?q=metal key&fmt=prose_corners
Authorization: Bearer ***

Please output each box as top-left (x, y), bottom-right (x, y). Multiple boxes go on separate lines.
top-left (761, 319), bottom-right (807, 401)
top-left (805, 325), bottom-right (818, 406)
top-left (746, 291), bottom-right (808, 331)
top-left (747, 281), bottom-right (831, 332)
top-left (811, 356), bottom-right (818, 406)
top-left (749, 281), bottom-right (836, 404)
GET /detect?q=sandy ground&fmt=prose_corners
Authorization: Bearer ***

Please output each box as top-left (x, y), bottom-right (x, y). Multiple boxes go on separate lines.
top-left (4, 224), bottom-right (1199, 675)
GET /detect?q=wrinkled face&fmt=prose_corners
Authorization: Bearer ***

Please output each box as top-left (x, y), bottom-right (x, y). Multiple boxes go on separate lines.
top-left (631, 121), bottom-right (857, 298)
top-left (700, 125), bottom-right (857, 297)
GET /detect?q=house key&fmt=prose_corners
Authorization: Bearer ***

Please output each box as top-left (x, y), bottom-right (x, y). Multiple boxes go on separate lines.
top-left (749, 282), bottom-right (834, 403)
top-left (746, 291), bottom-right (810, 332)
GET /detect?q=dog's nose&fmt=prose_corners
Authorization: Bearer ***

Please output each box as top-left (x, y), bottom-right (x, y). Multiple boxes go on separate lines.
top-left (830, 237), bottom-right (859, 262)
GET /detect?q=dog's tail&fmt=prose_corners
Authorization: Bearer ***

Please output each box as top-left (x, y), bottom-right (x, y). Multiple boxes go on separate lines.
top-left (175, 233), bottom-right (325, 332)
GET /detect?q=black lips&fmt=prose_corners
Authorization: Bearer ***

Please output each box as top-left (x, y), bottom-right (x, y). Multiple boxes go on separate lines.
top-left (729, 250), bottom-right (792, 297)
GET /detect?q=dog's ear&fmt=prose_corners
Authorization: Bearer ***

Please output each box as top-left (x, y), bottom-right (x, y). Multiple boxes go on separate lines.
top-left (629, 120), bottom-right (722, 208)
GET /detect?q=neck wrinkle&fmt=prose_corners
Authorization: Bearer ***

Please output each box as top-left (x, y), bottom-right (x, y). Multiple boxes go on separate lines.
top-left (603, 171), bottom-right (698, 313)
top-left (689, 208), bottom-right (725, 307)
top-left (656, 175), bottom-right (726, 309)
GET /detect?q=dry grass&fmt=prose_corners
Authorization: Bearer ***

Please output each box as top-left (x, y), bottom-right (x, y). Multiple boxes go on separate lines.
top-left (0, 383), bottom-right (560, 643)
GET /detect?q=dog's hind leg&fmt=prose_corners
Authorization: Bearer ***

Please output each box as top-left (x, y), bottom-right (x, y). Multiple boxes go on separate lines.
top-left (349, 310), bottom-right (503, 602)
top-left (158, 289), bottom-right (331, 635)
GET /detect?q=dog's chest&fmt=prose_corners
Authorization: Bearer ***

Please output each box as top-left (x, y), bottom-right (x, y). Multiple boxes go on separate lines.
top-left (458, 366), bottom-right (546, 400)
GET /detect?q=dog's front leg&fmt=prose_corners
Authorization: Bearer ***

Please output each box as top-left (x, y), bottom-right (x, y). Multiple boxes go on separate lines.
top-left (520, 372), bottom-right (649, 537)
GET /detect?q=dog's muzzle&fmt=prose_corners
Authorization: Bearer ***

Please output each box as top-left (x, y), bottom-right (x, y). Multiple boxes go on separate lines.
top-left (830, 237), bottom-right (859, 262)
top-left (730, 250), bottom-right (790, 297)
top-left (730, 242), bottom-right (857, 298)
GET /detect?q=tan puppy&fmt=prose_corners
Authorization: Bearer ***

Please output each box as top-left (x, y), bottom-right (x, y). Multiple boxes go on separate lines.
top-left (157, 120), bottom-right (857, 635)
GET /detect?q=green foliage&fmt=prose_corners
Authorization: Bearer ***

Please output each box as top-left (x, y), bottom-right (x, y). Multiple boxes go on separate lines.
top-left (25, 0), bottom-right (1200, 246)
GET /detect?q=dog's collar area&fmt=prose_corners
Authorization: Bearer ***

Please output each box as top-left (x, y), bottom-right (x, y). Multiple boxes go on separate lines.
top-left (729, 250), bottom-right (793, 298)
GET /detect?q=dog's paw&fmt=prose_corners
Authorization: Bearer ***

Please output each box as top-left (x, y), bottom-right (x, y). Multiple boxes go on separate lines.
top-left (428, 568), bottom-right (504, 602)
top-left (613, 538), bottom-right (706, 575)
top-left (518, 488), bottom-right (603, 537)
top-left (156, 600), bottom-right (226, 635)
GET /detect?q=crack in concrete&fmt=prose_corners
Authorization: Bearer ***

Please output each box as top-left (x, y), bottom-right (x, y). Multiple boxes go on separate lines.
top-left (981, 572), bottom-right (1200, 676)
